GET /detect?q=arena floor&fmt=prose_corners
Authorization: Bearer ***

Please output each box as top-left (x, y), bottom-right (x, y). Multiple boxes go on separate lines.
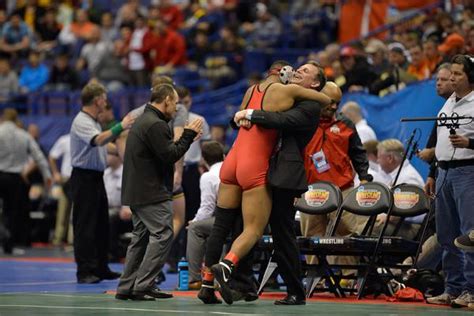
top-left (0, 247), bottom-right (471, 316)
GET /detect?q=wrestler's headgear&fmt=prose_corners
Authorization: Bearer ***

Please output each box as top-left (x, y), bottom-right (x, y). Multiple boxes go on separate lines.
top-left (279, 65), bottom-right (294, 84)
top-left (267, 65), bottom-right (294, 84)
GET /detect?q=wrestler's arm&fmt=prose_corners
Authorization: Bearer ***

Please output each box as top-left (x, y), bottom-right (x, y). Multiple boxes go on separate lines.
top-left (269, 84), bottom-right (330, 112)
top-left (249, 101), bottom-right (321, 131)
top-left (230, 87), bottom-right (254, 129)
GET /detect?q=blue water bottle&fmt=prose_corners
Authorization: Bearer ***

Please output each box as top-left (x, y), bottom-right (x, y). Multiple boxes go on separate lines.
top-left (178, 257), bottom-right (189, 290)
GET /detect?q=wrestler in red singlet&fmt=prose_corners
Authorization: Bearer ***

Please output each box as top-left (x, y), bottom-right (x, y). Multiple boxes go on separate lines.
top-left (219, 83), bottom-right (278, 190)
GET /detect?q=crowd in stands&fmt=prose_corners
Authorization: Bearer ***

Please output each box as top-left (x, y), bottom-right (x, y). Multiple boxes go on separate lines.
top-left (0, 0), bottom-right (339, 105)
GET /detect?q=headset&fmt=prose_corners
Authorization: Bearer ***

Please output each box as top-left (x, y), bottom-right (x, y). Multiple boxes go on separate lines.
top-left (461, 54), bottom-right (474, 83)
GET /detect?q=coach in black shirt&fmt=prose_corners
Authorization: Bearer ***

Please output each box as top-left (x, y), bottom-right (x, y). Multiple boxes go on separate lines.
top-left (116, 84), bottom-right (202, 300)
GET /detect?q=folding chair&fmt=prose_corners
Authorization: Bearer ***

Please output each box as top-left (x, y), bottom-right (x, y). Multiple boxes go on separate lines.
top-left (257, 181), bottom-right (343, 295)
top-left (376, 183), bottom-right (432, 269)
top-left (295, 181), bottom-right (345, 297)
top-left (347, 183), bottom-right (431, 298)
top-left (300, 182), bottom-right (393, 299)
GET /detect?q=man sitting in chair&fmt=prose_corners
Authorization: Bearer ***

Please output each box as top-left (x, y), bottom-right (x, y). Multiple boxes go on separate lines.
top-left (374, 139), bottom-right (424, 240)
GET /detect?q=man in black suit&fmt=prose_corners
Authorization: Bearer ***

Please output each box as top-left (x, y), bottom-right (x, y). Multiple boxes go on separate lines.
top-left (232, 61), bottom-right (327, 305)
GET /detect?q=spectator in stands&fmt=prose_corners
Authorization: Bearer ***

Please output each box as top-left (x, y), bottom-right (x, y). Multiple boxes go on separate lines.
top-left (427, 55), bottom-right (474, 308)
top-left (374, 139), bottom-right (425, 239)
top-left (369, 42), bottom-right (417, 96)
top-left (0, 10), bottom-right (6, 33)
top-left (325, 43), bottom-right (341, 65)
top-left (94, 40), bottom-right (129, 92)
top-left (312, 51), bottom-right (333, 79)
top-left (145, 18), bottom-right (187, 73)
top-left (331, 59), bottom-right (344, 86)
top-left (0, 108), bottom-right (51, 254)
top-left (13, 0), bottom-right (45, 31)
top-left (339, 46), bottom-right (377, 92)
top-left (241, 3), bottom-right (281, 49)
top-left (197, 26), bottom-right (243, 88)
top-left (127, 16), bottom-right (149, 87)
top-left (289, 0), bottom-right (321, 48)
top-left (114, 0), bottom-right (147, 29)
top-left (365, 38), bottom-right (389, 76)
top-left (77, 27), bottom-right (112, 74)
top-left (47, 53), bottom-right (80, 91)
top-left (104, 152), bottom-right (131, 262)
top-left (36, 7), bottom-right (61, 53)
top-left (159, 0), bottom-right (184, 31)
top-left (438, 33), bottom-right (466, 59)
top-left (300, 82), bottom-right (372, 266)
top-left (0, 13), bottom-right (32, 58)
top-left (423, 38), bottom-right (443, 75)
top-left (186, 141), bottom-right (224, 290)
top-left (340, 101), bottom-right (377, 144)
top-left (0, 57), bottom-right (19, 102)
top-left (212, 25), bottom-right (244, 56)
top-left (55, 2), bottom-right (74, 27)
top-left (178, 87), bottom-right (211, 230)
top-left (100, 12), bottom-right (118, 44)
top-left (19, 50), bottom-right (49, 93)
top-left (188, 30), bottom-right (211, 68)
top-left (58, 9), bottom-right (97, 45)
top-left (407, 43), bottom-right (431, 80)
top-left (49, 133), bottom-right (73, 247)
top-left (69, 82), bottom-right (133, 284)
top-left (467, 27), bottom-right (474, 55)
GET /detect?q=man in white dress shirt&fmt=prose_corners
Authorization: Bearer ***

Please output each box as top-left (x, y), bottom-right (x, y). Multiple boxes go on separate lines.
top-left (186, 141), bottom-right (224, 290)
top-left (374, 139), bottom-right (424, 239)
top-left (340, 101), bottom-right (377, 144)
top-left (103, 153), bottom-right (131, 262)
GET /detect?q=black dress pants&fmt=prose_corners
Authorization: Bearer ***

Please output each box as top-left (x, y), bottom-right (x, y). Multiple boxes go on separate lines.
top-left (70, 168), bottom-right (109, 279)
top-left (0, 171), bottom-right (23, 252)
top-left (269, 188), bottom-right (305, 298)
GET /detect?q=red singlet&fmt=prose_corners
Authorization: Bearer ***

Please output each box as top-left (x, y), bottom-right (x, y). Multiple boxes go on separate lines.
top-left (219, 84), bottom-right (279, 191)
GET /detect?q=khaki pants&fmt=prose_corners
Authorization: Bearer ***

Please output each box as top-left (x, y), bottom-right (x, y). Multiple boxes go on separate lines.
top-left (300, 187), bottom-right (367, 270)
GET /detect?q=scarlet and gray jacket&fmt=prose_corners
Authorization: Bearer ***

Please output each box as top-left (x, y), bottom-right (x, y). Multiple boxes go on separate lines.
top-left (303, 113), bottom-right (372, 190)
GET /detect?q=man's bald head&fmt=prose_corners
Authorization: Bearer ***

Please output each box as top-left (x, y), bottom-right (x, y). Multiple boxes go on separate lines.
top-left (340, 101), bottom-right (362, 124)
top-left (320, 82), bottom-right (342, 118)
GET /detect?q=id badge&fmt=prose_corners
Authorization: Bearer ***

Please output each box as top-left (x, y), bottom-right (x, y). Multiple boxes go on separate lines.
top-left (311, 150), bottom-right (331, 173)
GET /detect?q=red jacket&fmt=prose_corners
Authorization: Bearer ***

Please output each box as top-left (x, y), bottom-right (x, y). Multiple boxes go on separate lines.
top-left (303, 114), bottom-right (372, 190)
top-left (159, 5), bottom-right (184, 30)
top-left (140, 29), bottom-right (187, 68)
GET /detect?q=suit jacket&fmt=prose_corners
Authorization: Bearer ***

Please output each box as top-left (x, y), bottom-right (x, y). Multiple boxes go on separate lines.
top-left (122, 105), bottom-right (196, 206)
top-left (249, 100), bottom-right (321, 195)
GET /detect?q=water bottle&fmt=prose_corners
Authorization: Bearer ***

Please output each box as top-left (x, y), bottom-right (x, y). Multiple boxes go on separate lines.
top-left (178, 257), bottom-right (189, 290)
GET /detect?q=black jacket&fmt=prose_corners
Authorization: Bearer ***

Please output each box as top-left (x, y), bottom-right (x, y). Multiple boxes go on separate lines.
top-left (249, 100), bottom-right (321, 195)
top-left (122, 105), bottom-right (196, 206)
